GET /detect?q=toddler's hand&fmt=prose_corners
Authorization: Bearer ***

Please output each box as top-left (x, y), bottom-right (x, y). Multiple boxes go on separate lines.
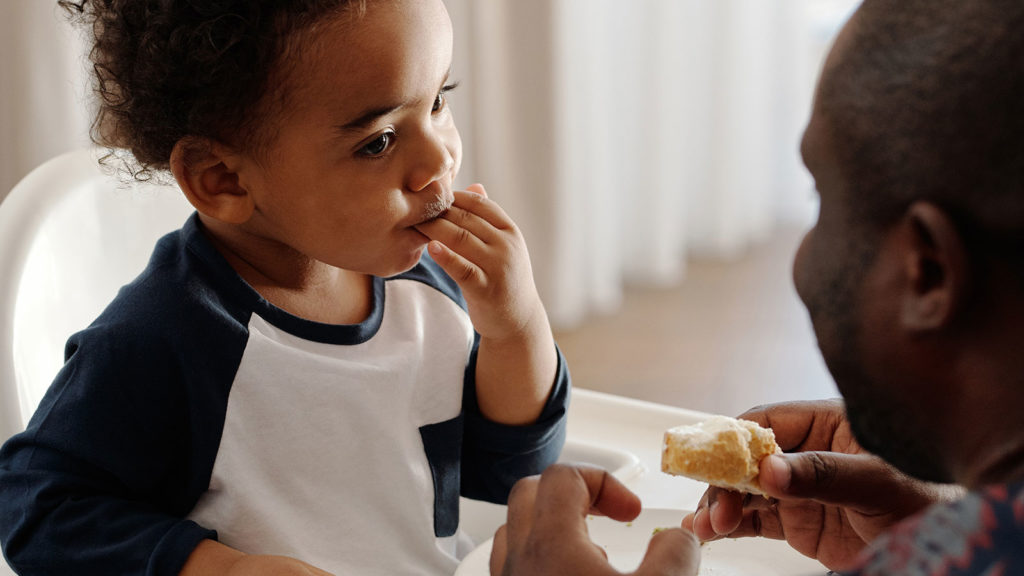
top-left (225, 555), bottom-right (334, 576)
top-left (180, 541), bottom-right (335, 576)
top-left (415, 183), bottom-right (545, 342)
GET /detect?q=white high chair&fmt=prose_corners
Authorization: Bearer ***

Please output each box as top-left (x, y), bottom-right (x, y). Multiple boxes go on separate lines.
top-left (0, 147), bottom-right (194, 442)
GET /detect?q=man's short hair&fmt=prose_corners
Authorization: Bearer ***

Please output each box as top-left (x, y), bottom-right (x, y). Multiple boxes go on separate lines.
top-left (820, 0), bottom-right (1024, 259)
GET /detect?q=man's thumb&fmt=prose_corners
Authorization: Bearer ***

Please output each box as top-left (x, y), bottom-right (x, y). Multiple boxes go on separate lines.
top-left (634, 528), bottom-right (700, 575)
top-left (759, 452), bottom-right (901, 509)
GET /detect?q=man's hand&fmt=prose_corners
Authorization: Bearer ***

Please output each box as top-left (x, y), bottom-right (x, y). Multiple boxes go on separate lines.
top-left (681, 400), bottom-right (958, 571)
top-left (492, 464), bottom-right (701, 576)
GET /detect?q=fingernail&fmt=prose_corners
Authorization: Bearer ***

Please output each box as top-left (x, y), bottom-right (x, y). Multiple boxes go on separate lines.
top-left (692, 506), bottom-right (707, 535)
top-left (708, 500), bottom-right (723, 534)
top-left (766, 455), bottom-right (791, 492)
top-left (680, 510), bottom-right (697, 532)
top-left (428, 241), bottom-right (443, 255)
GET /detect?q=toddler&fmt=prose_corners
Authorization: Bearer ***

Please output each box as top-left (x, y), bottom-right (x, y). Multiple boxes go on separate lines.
top-left (0, 1), bottom-right (569, 574)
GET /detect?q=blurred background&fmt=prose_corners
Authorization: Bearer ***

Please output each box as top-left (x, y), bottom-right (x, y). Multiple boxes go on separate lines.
top-left (1, 0), bottom-right (859, 416)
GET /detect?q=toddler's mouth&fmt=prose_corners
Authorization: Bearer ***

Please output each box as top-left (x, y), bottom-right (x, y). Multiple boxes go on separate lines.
top-left (420, 193), bottom-right (452, 223)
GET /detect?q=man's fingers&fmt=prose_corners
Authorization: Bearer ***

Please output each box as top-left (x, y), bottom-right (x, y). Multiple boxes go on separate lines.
top-left (635, 528), bottom-right (701, 576)
top-left (496, 466), bottom-right (643, 575)
top-left (760, 452), bottom-right (905, 512)
top-left (709, 508), bottom-right (787, 541)
top-left (576, 467), bottom-right (642, 522)
top-left (533, 465), bottom-right (642, 528)
top-left (738, 400), bottom-right (850, 453)
top-left (490, 524), bottom-right (509, 576)
top-left (505, 475), bottom-right (540, 553)
top-left (708, 490), bottom-right (747, 536)
top-left (687, 487), bottom-right (753, 540)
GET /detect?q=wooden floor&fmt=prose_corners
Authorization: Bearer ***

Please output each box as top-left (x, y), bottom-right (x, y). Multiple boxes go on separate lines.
top-left (552, 225), bottom-right (840, 418)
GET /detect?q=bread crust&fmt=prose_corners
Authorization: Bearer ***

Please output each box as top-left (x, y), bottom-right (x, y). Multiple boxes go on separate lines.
top-left (661, 415), bottom-right (781, 495)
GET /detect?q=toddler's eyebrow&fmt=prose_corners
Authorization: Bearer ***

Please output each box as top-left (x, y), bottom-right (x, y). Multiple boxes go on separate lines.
top-left (336, 102), bottom-right (406, 134)
top-left (335, 69), bottom-right (453, 135)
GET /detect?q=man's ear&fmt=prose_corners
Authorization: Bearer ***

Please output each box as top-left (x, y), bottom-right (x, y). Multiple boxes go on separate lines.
top-left (170, 137), bottom-right (255, 224)
top-left (898, 201), bottom-right (970, 331)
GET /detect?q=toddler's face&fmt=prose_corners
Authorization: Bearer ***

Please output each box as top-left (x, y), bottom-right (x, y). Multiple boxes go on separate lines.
top-left (235, 0), bottom-right (461, 278)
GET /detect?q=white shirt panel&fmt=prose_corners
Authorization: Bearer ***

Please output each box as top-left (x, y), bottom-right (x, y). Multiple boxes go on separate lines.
top-left (189, 279), bottom-right (474, 574)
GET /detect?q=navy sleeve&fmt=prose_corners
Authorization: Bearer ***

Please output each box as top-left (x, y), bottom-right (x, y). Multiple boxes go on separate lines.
top-left (0, 321), bottom-right (218, 576)
top-left (459, 339), bottom-right (571, 504)
top-left (0, 222), bottom-right (248, 576)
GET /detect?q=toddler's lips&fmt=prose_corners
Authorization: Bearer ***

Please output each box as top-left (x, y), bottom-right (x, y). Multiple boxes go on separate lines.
top-left (411, 212), bottom-right (448, 235)
top-left (418, 193), bottom-right (453, 224)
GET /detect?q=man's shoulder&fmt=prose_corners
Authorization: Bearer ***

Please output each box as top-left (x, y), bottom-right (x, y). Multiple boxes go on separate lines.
top-left (849, 482), bottom-right (1024, 576)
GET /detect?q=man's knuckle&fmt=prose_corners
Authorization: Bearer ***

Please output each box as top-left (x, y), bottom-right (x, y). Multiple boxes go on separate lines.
top-left (807, 452), bottom-right (837, 488)
top-left (753, 509), bottom-right (769, 538)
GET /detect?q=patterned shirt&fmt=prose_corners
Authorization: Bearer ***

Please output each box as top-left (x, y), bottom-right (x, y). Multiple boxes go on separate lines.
top-left (848, 481), bottom-right (1024, 575)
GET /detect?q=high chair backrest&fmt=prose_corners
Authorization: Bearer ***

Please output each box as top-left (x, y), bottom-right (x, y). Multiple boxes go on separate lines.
top-left (0, 148), bottom-right (194, 441)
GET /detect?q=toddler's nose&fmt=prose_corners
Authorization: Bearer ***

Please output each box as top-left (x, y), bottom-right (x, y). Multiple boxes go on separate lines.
top-left (409, 135), bottom-right (456, 193)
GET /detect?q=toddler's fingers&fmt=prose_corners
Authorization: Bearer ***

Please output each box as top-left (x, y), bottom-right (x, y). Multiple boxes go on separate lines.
top-left (465, 183), bottom-right (487, 197)
top-left (426, 241), bottom-right (483, 288)
top-left (450, 190), bottom-right (515, 231)
top-left (417, 213), bottom-right (489, 257)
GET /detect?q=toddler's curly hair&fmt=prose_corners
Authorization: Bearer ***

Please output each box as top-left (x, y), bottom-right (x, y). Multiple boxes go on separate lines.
top-left (60, 0), bottom-right (364, 179)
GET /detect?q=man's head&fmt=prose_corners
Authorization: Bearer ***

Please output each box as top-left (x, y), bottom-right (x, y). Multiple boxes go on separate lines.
top-left (794, 0), bottom-right (1024, 485)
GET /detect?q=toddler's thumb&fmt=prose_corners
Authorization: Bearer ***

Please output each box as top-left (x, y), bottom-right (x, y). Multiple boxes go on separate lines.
top-left (634, 528), bottom-right (700, 575)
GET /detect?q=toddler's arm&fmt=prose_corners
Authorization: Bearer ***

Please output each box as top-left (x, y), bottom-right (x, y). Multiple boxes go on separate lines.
top-left (180, 540), bottom-right (333, 575)
top-left (0, 325), bottom-right (215, 575)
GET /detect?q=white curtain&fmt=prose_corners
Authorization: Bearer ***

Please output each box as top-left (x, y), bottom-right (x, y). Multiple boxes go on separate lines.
top-left (445, 0), bottom-right (845, 329)
top-left (1, 2), bottom-right (854, 331)
top-left (0, 2), bottom-right (92, 198)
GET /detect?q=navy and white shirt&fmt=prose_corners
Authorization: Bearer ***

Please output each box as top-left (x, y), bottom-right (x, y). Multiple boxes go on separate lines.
top-left (0, 214), bottom-right (570, 575)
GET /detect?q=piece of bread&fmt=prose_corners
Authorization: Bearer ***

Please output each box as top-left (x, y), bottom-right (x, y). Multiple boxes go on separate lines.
top-left (661, 415), bottom-right (781, 495)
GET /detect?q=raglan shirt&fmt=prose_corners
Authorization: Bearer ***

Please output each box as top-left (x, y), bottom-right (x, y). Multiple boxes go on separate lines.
top-left (0, 213), bottom-right (570, 575)
top-left (844, 481), bottom-right (1024, 576)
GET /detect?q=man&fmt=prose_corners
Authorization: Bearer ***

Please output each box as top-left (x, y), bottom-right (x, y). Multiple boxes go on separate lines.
top-left (489, 0), bottom-right (1024, 573)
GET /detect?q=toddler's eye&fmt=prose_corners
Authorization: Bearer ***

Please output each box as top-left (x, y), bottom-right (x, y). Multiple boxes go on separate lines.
top-left (432, 82), bottom-right (460, 113)
top-left (359, 131), bottom-right (394, 157)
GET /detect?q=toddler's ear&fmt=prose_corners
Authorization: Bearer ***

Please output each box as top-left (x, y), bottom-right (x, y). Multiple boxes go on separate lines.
top-left (170, 137), bottom-right (255, 224)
